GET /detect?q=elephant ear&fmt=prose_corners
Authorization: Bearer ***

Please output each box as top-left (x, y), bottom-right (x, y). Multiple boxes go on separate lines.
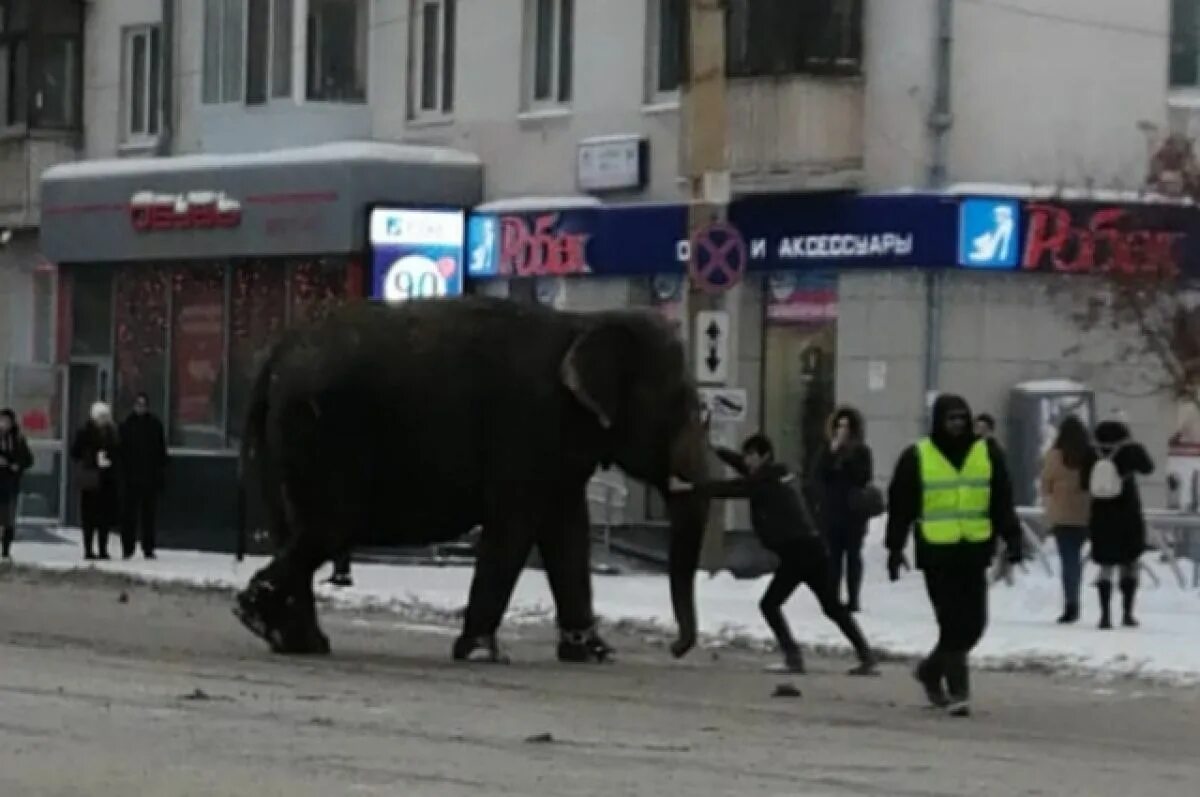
top-left (561, 323), bottom-right (631, 430)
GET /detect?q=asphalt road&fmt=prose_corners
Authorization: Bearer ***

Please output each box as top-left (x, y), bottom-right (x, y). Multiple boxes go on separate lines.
top-left (0, 567), bottom-right (1197, 796)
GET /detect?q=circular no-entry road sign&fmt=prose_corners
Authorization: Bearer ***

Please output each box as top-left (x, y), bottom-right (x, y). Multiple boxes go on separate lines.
top-left (688, 222), bottom-right (748, 294)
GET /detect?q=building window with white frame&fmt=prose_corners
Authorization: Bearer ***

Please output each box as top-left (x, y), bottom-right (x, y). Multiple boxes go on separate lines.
top-left (410, 0), bottom-right (455, 117)
top-left (246, 0), bottom-right (294, 104)
top-left (524, 0), bottom-right (573, 107)
top-left (646, 0), bottom-right (685, 102)
top-left (1172, 0), bottom-right (1200, 89)
top-left (121, 25), bottom-right (161, 143)
top-left (202, 0), bottom-right (245, 104)
top-left (307, 0), bottom-right (368, 103)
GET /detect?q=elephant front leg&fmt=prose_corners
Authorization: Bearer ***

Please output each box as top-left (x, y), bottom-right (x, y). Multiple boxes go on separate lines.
top-left (234, 550), bottom-right (331, 656)
top-left (453, 522), bottom-right (535, 664)
top-left (539, 498), bottom-right (614, 664)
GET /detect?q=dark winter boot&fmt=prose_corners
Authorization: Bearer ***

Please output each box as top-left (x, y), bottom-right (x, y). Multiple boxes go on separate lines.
top-left (915, 658), bottom-right (949, 708)
top-left (557, 627), bottom-right (615, 663)
top-left (1056, 603), bottom-right (1079, 624)
top-left (1097, 581), bottom-right (1113, 630)
top-left (1119, 578), bottom-right (1139, 628)
top-left (945, 654), bottom-right (971, 718)
top-left (1, 525), bottom-right (12, 559)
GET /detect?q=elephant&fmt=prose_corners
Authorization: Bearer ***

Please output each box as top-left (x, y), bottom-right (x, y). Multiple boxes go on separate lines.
top-left (233, 295), bottom-right (711, 664)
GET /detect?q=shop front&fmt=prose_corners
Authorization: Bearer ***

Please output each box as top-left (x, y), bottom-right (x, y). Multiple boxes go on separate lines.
top-left (38, 142), bottom-right (482, 549)
top-left (463, 192), bottom-right (962, 535)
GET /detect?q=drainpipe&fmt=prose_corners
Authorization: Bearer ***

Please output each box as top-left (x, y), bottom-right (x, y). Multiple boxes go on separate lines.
top-left (157, 0), bottom-right (176, 156)
top-left (923, 0), bottom-right (954, 410)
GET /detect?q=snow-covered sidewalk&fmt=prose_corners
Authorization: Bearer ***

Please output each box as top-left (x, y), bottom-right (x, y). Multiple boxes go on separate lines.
top-left (7, 525), bottom-right (1199, 684)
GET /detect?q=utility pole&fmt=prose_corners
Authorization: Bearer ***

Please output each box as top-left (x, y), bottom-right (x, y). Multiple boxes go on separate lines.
top-left (682, 0), bottom-right (729, 573)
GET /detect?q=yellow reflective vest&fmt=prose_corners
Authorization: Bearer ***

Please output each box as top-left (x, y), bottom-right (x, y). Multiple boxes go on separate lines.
top-left (917, 438), bottom-right (993, 545)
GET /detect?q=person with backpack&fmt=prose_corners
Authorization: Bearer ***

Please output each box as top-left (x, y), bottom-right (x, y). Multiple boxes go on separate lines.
top-left (1039, 415), bottom-right (1094, 624)
top-left (1086, 417), bottom-right (1154, 629)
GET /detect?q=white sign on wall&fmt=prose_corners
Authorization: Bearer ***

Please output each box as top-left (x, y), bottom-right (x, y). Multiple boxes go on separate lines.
top-left (695, 310), bottom-right (731, 385)
top-left (576, 135), bottom-right (646, 192)
top-left (868, 361), bottom-right (887, 392)
top-left (698, 387), bottom-right (748, 423)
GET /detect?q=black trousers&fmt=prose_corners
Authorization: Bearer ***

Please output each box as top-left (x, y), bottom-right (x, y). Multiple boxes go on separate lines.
top-left (760, 537), bottom-right (872, 662)
top-left (332, 551), bottom-right (351, 575)
top-left (922, 566), bottom-right (989, 700)
top-left (81, 489), bottom-right (118, 557)
top-left (827, 522), bottom-right (867, 608)
top-left (122, 486), bottom-right (158, 557)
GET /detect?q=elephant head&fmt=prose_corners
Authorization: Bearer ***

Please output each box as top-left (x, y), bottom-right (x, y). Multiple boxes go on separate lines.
top-left (561, 311), bottom-right (710, 657)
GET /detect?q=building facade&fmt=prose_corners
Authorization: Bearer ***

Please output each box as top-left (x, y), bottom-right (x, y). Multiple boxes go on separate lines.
top-left (29, 0), bottom-right (1198, 550)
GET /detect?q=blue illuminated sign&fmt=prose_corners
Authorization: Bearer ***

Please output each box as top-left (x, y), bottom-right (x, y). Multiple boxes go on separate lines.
top-left (369, 208), bottom-right (466, 302)
top-left (958, 198), bottom-right (1020, 269)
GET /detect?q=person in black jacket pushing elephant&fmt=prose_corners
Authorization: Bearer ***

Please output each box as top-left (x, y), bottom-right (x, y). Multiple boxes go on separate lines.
top-left (885, 393), bottom-right (1022, 717)
top-left (672, 434), bottom-right (877, 676)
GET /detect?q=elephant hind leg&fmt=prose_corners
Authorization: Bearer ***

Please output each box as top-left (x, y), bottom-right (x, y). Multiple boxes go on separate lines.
top-left (454, 520), bottom-right (536, 664)
top-left (539, 497), bottom-right (613, 664)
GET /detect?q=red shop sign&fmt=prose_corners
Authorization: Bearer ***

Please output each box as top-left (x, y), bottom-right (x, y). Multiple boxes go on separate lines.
top-left (1021, 203), bottom-right (1186, 277)
top-left (499, 213), bottom-right (590, 276)
top-left (130, 190), bottom-right (243, 233)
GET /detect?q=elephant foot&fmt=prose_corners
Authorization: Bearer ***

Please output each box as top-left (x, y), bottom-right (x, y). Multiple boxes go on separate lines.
top-left (234, 579), bottom-right (331, 656)
top-left (452, 634), bottom-right (510, 664)
top-left (557, 628), bottom-right (615, 664)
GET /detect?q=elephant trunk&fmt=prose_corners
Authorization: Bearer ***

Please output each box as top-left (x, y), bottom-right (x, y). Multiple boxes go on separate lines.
top-left (665, 418), bottom-right (710, 658)
top-left (666, 492), bottom-right (707, 658)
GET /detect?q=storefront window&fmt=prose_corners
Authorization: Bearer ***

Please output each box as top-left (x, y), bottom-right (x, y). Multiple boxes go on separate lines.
top-left (288, 258), bottom-right (352, 323)
top-left (228, 261), bottom-right (286, 445)
top-left (169, 263), bottom-right (227, 449)
top-left (114, 264), bottom-right (168, 419)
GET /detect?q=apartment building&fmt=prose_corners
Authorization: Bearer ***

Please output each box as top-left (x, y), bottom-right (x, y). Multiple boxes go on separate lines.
top-left (21, 0), bottom-right (1198, 544)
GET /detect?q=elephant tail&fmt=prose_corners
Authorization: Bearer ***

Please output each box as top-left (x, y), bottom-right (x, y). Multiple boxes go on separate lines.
top-left (236, 360), bottom-right (274, 561)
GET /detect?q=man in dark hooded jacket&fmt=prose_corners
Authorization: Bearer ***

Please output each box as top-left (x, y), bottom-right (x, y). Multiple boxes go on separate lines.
top-left (673, 434), bottom-right (877, 676)
top-left (885, 394), bottom-right (1022, 717)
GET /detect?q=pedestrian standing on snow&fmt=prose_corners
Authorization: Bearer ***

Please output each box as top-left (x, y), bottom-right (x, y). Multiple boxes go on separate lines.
top-left (1039, 414), bottom-right (1093, 625)
top-left (71, 402), bottom-right (121, 561)
top-left (119, 392), bottom-right (167, 560)
top-left (0, 408), bottom-right (34, 560)
top-left (885, 394), bottom-right (1022, 717)
top-left (671, 434), bottom-right (878, 676)
top-left (1086, 418), bottom-right (1153, 630)
top-left (810, 406), bottom-right (874, 613)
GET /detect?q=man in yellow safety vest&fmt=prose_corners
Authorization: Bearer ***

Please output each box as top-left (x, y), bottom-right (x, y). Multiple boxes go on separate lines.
top-left (884, 394), bottom-right (1022, 717)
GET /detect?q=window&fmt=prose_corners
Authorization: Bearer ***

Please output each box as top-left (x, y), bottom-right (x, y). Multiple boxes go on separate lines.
top-left (1173, 0), bottom-right (1200, 88)
top-left (725, 0), bottom-right (861, 79)
top-left (524, 0), bottom-right (572, 107)
top-left (170, 264), bottom-right (227, 449)
top-left (121, 26), bottom-right (161, 142)
top-left (69, 269), bottom-right (113, 358)
top-left (246, 0), bottom-right (294, 104)
top-left (203, 0), bottom-right (245, 103)
top-left (410, 0), bottom-right (455, 116)
top-left (0, 0), bottom-right (81, 128)
top-left (114, 266), bottom-right (169, 419)
top-left (288, 258), bottom-right (355, 323)
top-left (307, 0), bottom-right (367, 103)
top-left (228, 262), bottom-right (286, 445)
top-left (646, 0), bottom-right (685, 100)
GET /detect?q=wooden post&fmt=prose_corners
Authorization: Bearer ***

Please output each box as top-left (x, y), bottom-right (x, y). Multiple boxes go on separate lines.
top-left (682, 0), bottom-right (729, 573)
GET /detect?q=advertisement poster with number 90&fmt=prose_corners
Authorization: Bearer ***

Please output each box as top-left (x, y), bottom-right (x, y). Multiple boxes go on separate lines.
top-left (369, 208), bottom-right (467, 303)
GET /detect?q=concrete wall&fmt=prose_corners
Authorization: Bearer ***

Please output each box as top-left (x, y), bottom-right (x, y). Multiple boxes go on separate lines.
top-left (864, 0), bottom-right (1169, 189)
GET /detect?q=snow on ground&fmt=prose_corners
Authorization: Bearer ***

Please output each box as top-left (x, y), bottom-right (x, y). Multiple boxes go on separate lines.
top-left (7, 524), bottom-right (1199, 684)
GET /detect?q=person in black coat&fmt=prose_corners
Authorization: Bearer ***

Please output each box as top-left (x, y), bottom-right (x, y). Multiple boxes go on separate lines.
top-left (1086, 418), bottom-right (1154, 630)
top-left (672, 434), bottom-right (877, 676)
top-left (810, 406), bottom-right (873, 612)
top-left (0, 408), bottom-right (34, 560)
top-left (885, 394), bottom-right (1022, 717)
top-left (119, 393), bottom-right (168, 559)
top-left (70, 402), bottom-right (121, 560)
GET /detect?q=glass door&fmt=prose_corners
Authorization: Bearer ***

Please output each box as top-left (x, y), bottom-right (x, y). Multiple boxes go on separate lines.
top-left (5, 363), bottom-right (69, 526)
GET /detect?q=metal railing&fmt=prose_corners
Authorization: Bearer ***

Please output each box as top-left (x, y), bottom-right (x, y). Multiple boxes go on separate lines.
top-left (1015, 506), bottom-right (1200, 590)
